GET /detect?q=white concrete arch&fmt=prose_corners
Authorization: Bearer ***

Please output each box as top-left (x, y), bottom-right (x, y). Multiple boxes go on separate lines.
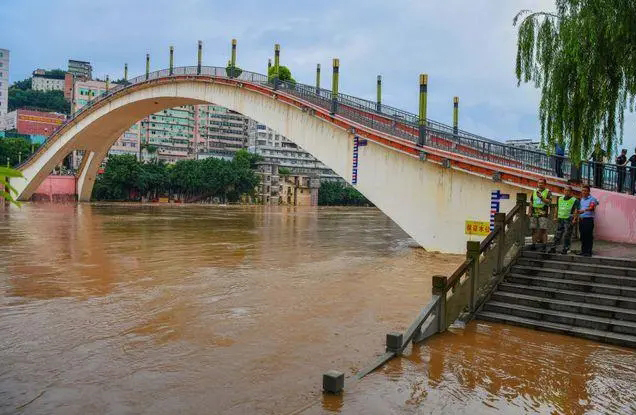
top-left (15, 77), bottom-right (526, 253)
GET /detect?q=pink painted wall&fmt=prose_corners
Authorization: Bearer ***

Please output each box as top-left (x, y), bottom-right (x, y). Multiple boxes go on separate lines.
top-left (32, 175), bottom-right (77, 202)
top-left (591, 188), bottom-right (636, 244)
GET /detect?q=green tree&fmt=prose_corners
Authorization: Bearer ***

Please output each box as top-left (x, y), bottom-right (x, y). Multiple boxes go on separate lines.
top-left (92, 154), bottom-right (141, 200)
top-left (44, 69), bottom-right (67, 79)
top-left (8, 88), bottom-right (70, 114)
top-left (0, 137), bottom-right (40, 167)
top-left (226, 60), bottom-right (243, 78)
top-left (278, 167), bottom-right (291, 176)
top-left (318, 181), bottom-right (372, 206)
top-left (268, 65), bottom-right (296, 86)
top-left (11, 78), bottom-right (32, 90)
top-left (514, 1), bottom-right (636, 161)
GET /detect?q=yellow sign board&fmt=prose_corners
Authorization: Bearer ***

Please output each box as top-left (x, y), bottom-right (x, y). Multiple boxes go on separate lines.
top-left (465, 220), bottom-right (490, 236)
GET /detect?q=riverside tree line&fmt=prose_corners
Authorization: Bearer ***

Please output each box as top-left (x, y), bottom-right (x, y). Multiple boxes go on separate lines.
top-left (91, 150), bottom-right (370, 206)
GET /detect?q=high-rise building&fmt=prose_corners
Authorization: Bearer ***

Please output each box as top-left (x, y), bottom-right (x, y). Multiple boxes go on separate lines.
top-left (0, 48), bottom-right (9, 122)
top-left (140, 106), bottom-right (195, 163)
top-left (197, 106), bottom-right (249, 160)
top-left (68, 59), bottom-right (92, 80)
top-left (247, 122), bottom-right (339, 181)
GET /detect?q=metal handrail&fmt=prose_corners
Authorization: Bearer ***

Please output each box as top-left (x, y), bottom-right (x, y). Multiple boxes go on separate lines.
top-left (16, 65), bottom-right (636, 195)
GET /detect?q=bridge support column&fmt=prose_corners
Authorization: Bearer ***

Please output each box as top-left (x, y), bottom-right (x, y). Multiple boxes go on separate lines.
top-left (331, 59), bottom-right (339, 115)
top-left (316, 63), bottom-right (321, 94)
top-left (197, 40), bottom-right (202, 75)
top-left (76, 149), bottom-right (107, 202)
top-left (453, 96), bottom-right (459, 136)
top-left (376, 75), bottom-right (382, 113)
top-left (418, 74), bottom-right (428, 146)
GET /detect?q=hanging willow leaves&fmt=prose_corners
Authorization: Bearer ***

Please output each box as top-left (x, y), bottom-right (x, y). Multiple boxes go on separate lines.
top-left (514, 1), bottom-right (636, 163)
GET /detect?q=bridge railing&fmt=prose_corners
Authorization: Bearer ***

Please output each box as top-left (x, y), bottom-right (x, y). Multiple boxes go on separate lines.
top-left (19, 65), bottom-right (636, 195)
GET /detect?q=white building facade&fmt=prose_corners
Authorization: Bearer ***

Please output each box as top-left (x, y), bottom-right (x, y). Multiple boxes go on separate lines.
top-left (247, 121), bottom-right (340, 180)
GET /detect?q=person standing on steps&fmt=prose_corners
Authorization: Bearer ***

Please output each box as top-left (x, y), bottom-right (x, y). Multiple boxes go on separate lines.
top-left (577, 185), bottom-right (599, 257)
top-left (549, 185), bottom-right (579, 254)
top-left (528, 178), bottom-right (552, 252)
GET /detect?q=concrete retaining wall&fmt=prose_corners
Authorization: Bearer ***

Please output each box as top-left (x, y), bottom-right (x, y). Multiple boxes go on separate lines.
top-left (32, 175), bottom-right (77, 202)
top-left (591, 188), bottom-right (636, 244)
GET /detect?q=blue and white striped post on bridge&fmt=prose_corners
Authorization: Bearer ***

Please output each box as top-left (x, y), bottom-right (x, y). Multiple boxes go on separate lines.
top-left (490, 190), bottom-right (510, 231)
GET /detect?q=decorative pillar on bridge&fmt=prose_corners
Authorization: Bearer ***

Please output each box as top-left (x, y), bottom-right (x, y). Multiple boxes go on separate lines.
top-left (145, 53), bottom-right (150, 80)
top-left (453, 96), bottom-right (459, 136)
top-left (105, 75), bottom-right (109, 92)
top-left (231, 39), bottom-right (237, 68)
top-left (124, 63), bottom-right (128, 82)
top-left (197, 40), bottom-right (202, 75)
top-left (273, 44), bottom-right (280, 90)
top-left (418, 74), bottom-right (428, 146)
top-left (331, 58), bottom-right (339, 115)
top-left (169, 46), bottom-right (174, 75)
top-left (316, 63), bottom-right (321, 94)
top-left (376, 75), bottom-right (382, 112)
top-left (268, 58), bottom-right (272, 74)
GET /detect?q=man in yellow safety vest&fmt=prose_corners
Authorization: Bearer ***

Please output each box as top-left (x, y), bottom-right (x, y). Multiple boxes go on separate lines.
top-left (528, 178), bottom-right (552, 251)
top-left (548, 185), bottom-right (579, 254)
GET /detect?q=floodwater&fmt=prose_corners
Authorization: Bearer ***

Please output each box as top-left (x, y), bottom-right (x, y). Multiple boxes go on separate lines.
top-left (0, 205), bottom-right (634, 415)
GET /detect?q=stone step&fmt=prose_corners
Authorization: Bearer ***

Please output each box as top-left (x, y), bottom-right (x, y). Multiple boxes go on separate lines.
top-left (491, 291), bottom-right (636, 322)
top-left (483, 301), bottom-right (636, 336)
top-left (498, 282), bottom-right (636, 310)
top-left (510, 265), bottom-right (636, 287)
top-left (521, 250), bottom-right (636, 269)
top-left (516, 257), bottom-right (636, 278)
top-left (477, 311), bottom-right (636, 348)
top-left (506, 274), bottom-right (636, 298)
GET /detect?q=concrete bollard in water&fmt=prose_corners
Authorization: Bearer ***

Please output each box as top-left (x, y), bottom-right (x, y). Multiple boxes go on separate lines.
top-left (322, 370), bottom-right (344, 394)
top-left (386, 332), bottom-right (403, 354)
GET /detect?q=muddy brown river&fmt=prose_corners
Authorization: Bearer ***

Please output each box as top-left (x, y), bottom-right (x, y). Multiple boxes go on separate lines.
top-left (1, 205), bottom-right (634, 414)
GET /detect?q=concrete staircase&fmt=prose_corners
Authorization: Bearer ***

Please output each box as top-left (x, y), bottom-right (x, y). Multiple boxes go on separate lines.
top-left (477, 250), bottom-right (636, 348)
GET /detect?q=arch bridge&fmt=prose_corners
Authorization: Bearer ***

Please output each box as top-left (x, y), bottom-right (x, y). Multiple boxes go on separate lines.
top-left (13, 65), bottom-right (569, 253)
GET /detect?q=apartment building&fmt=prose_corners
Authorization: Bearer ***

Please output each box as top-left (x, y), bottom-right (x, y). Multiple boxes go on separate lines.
top-left (0, 49), bottom-right (9, 122)
top-left (68, 59), bottom-right (92, 80)
top-left (140, 106), bottom-right (194, 163)
top-left (247, 122), bottom-right (339, 181)
top-left (197, 106), bottom-right (249, 160)
top-left (254, 161), bottom-right (319, 205)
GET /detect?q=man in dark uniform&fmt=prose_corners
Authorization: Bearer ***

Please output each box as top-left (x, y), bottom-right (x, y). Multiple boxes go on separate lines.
top-left (616, 149), bottom-right (628, 193)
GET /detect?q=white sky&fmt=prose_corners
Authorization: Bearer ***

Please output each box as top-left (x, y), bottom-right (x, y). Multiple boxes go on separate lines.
top-left (2, 0), bottom-right (635, 154)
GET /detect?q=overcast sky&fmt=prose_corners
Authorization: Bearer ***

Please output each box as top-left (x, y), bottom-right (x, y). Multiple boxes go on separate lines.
top-left (2, 0), bottom-right (635, 153)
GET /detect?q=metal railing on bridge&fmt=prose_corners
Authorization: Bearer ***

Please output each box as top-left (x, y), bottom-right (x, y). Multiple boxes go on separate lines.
top-left (22, 65), bottom-right (636, 194)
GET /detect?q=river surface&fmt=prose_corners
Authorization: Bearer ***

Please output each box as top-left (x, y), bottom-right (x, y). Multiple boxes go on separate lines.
top-left (0, 204), bottom-right (635, 415)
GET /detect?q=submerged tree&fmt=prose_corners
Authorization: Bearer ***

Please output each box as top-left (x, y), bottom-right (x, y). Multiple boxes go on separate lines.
top-left (514, 1), bottom-right (636, 162)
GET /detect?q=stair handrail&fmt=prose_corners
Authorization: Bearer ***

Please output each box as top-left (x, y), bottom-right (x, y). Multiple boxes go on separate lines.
top-left (390, 193), bottom-right (529, 354)
top-left (355, 192), bottom-right (530, 380)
